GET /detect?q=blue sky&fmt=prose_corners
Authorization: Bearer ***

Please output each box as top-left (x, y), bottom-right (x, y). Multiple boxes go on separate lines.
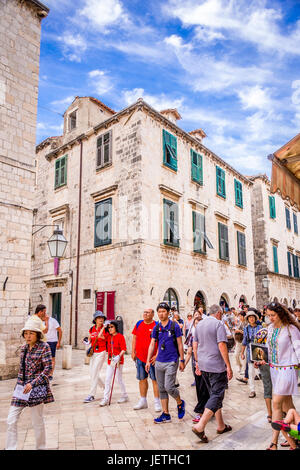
top-left (37, 0), bottom-right (300, 176)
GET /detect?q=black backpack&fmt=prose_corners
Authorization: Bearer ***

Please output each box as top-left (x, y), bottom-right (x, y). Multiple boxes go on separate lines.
top-left (153, 321), bottom-right (179, 355)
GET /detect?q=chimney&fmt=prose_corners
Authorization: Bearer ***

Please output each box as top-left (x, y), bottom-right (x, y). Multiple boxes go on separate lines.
top-left (160, 109), bottom-right (181, 124)
top-left (189, 128), bottom-right (207, 143)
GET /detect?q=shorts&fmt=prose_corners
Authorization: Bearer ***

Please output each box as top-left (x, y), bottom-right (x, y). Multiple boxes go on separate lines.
top-left (47, 342), bottom-right (58, 358)
top-left (136, 358), bottom-right (156, 381)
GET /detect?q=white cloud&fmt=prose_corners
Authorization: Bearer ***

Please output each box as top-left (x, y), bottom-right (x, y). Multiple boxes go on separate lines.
top-left (166, 0), bottom-right (300, 56)
top-left (78, 0), bottom-right (126, 31)
top-left (58, 32), bottom-right (87, 62)
top-left (88, 70), bottom-right (113, 95)
top-left (122, 88), bottom-right (184, 111)
top-left (238, 86), bottom-right (273, 111)
top-left (51, 96), bottom-right (75, 112)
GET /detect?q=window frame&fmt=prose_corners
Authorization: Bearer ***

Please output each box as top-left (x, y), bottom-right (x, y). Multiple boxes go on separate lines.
top-left (218, 222), bottom-right (229, 261)
top-left (269, 195), bottom-right (276, 219)
top-left (293, 212), bottom-right (298, 235)
top-left (162, 129), bottom-right (177, 172)
top-left (94, 197), bottom-right (112, 248)
top-left (191, 149), bottom-right (203, 185)
top-left (54, 154), bottom-right (68, 189)
top-left (216, 166), bottom-right (226, 199)
top-left (273, 245), bottom-right (279, 273)
top-left (287, 251), bottom-right (293, 276)
top-left (69, 110), bottom-right (77, 131)
top-left (237, 231), bottom-right (247, 266)
top-left (163, 198), bottom-right (180, 247)
top-left (96, 130), bottom-right (112, 170)
top-left (234, 179), bottom-right (243, 209)
top-left (285, 206), bottom-right (291, 230)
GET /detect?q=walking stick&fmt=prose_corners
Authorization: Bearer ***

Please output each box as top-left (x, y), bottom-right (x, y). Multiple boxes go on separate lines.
top-left (108, 363), bottom-right (117, 406)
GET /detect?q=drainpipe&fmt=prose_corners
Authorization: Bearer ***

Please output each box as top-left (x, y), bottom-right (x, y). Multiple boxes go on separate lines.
top-left (69, 269), bottom-right (73, 345)
top-left (74, 138), bottom-right (83, 347)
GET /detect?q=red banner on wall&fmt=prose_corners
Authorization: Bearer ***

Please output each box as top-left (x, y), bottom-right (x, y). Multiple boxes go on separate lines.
top-left (96, 292), bottom-right (105, 313)
top-left (106, 291), bottom-right (115, 320)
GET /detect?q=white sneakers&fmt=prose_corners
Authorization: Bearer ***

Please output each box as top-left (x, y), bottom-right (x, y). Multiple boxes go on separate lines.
top-left (133, 399), bottom-right (148, 410)
top-left (99, 398), bottom-right (108, 407)
top-left (133, 398), bottom-right (162, 412)
top-left (117, 396), bottom-right (129, 403)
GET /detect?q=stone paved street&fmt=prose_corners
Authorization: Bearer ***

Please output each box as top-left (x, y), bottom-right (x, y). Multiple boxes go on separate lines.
top-left (0, 349), bottom-right (299, 451)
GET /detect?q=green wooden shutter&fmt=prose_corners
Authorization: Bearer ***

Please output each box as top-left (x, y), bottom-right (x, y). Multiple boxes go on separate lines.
top-left (163, 199), bottom-right (179, 246)
top-left (94, 198), bottom-right (112, 247)
top-left (292, 254), bottom-right (299, 278)
top-left (193, 211), bottom-right (206, 253)
top-left (237, 231), bottom-right (247, 266)
top-left (293, 213), bottom-right (298, 235)
top-left (218, 222), bottom-right (229, 260)
top-left (191, 150), bottom-right (203, 185)
top-left (287, 251), bottom-right (292, 276)
top-left (285, 207), bottom-right (291, 229)
top-left (234, 179), bottom-right (243, 208)
top-left (273, 246), bottom-right (279, 273)
top-left (269, 196), bottom-right (276, 218)
top-left (55, 159), bottom-right (60, 188)
top-left (163, 130), bottom-right (177, 171)
top-left (216, 166), bottom-right (226, 198)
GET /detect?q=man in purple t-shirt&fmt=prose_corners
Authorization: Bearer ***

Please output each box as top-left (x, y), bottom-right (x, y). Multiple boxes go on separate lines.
top-left (146, 302), bottom-right (185, 424)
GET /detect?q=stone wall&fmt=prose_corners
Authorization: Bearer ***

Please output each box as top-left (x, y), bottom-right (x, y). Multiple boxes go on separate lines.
top-left (0, 0), bottom-right (46, 379)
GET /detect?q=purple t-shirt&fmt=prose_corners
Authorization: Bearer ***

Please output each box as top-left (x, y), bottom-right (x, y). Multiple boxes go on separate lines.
top-left (151, 320), bottom-right (182, 363)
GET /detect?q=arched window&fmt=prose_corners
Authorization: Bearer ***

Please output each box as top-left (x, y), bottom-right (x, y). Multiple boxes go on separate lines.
top-left (220, 294), bottom-right (230, 310)
top-left (194, 291), bottom-right (207, 312)
top-left (163, 288), bottom-right (179, 310)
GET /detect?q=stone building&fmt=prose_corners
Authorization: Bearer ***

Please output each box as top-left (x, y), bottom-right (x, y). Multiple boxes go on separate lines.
top-left (31, 97), bottom-right (256, 348)
top-left (250, 174), bottom-right (300, 309)
top-left (0, 0), bottom-right (49, 379)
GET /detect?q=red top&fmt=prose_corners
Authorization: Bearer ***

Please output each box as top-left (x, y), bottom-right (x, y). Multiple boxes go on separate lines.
top-left (132, 320), bottom-right (158, 363)
top-left (107, 333), bottom-right (126, 365)
top-left (89, 326), bottom-right (110, 353)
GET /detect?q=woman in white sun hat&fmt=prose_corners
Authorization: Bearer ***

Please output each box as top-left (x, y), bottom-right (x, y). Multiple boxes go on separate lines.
top-left (6, 317), bottom-right (54, 450)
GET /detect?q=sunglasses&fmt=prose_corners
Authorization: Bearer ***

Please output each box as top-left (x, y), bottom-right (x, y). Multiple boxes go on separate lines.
top-left (108, 326), bottom-right (115, 329)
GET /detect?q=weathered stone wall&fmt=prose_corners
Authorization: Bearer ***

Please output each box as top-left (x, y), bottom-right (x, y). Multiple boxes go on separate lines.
top-left (0, 0), bottom-right (46, 379)
top-left (251, 176), bottom-right (300, 309)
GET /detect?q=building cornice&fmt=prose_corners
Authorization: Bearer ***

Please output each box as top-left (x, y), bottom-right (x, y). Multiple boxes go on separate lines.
top-left (25, 0), bottom-right (49, 16)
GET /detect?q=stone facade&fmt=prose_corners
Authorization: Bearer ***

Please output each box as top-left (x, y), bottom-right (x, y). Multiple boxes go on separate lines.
top-left (250, 175), bottom-right (300, 309)
top-left (0, 0), bottom-right (48, 379)
top-left (31, 97), bottom-right (256, 349)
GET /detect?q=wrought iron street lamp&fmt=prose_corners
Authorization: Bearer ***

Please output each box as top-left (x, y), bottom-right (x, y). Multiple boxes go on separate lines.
top-left (32, 224), bottom-right (68, 259)
top-left (262, 276), bottom-right (270, 289)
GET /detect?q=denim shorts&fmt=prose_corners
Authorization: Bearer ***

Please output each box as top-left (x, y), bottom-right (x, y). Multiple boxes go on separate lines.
top-left (47, 341), bottom-right (57, 358)
top-left (136, 358), bottom-right (156, 381)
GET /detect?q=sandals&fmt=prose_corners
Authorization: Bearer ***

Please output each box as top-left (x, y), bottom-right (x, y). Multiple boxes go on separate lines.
top-left (249, 392), bottom-right (256, 398)
top-left (280, 440), bottom-right (290, 447)
top-left (192, 427), bottom-right (209, 443)
top-left (236, 378), bottom-right (248, 384)
top-left (266, 442), bottom-right (277, 450)
top-left (217, 424), bottom-right (232, 434)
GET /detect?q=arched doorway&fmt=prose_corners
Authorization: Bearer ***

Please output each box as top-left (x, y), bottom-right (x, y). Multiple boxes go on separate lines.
top-left (273, 297), bottom-right (279, 303)
top-left (194, 291), bottom-right (207, 313)
top-left (163, 288), bottom-right (179, 310)
top-left (283, 298), bottom-right (288, 307)
top-left (293, 299), bottom-right (297, 309)
top-left (239, 295), bottom-right (247, 307)
top-left (220, 293), bottom-right (230, 311)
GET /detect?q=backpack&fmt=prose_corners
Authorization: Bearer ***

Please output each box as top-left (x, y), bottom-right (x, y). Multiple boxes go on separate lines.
top-left (153, 321), bottom-right (179, 356)
top-left (135, 320), bottom-right (158, 335)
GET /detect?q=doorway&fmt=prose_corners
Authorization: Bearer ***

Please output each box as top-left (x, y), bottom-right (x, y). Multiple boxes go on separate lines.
top-left (51, 293), bottom-right (62, 324)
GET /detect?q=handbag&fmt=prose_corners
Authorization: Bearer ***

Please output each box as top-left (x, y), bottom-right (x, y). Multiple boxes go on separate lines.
top-left (86, 326), bottom-right (105, 357)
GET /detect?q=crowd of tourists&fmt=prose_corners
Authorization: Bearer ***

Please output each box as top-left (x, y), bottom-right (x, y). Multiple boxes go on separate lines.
top-left (4, 300), bottom-right (300, 451)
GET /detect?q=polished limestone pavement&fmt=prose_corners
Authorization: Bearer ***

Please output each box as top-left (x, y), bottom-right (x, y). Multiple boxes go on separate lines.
top-left (0, 348), bottom-right (299, 450)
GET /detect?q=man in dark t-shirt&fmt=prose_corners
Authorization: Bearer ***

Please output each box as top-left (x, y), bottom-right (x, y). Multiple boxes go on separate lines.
top-left (132, 309), bottom-right (161, 412)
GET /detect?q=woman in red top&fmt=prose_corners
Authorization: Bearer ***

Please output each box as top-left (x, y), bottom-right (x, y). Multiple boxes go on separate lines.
top-left (100, 321), bottom-right (128, 406)
top-left (84, 311), bottom-right (109, 403)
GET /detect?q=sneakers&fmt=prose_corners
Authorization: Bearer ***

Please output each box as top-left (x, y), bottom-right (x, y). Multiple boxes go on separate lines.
top-left (154, 400), bottom-right (162, 412)
top-left (83, 395), bottom-right (95, 403)
top-left (133, 399), bottom-right (148, 410)
top-left (117, 396), bottom-right (129, 403)
top-left (177, 399), bottom-right (185, 419)
top-left (99, 398), bottom-right (108, 407)
top-left (154, 412), bottom-right (171, 424)
top-left (192, 414), bottom-right (202, 423)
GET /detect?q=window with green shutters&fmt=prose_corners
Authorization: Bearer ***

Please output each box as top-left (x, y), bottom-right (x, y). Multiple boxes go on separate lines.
top-left (54, 155), bottom-right (67, 189)
top-left (287, 251), bottom-right (292, 276)
top-left (218, 222), bottom-right (229, 261)
top-left (237, 231), bottom-right (247, 266)
top-left (191, 149), bottom-right (203, 185)
top-left (96, 131), bottom-right (112, 169)
top-left (269, 196), bottom-right (276, 219)
top-left (163, 199), bottom-right (179, 247)
top-left (273, 245), bottom-right (279, 273)
top-left (216, 166), bottom-right (226, 198)
top-left (234, 179), bottom-right (243, 209)
top-left (163, 129), bottom-right (177, 171)
top-left (293, 212), bottom-right (298, 235)
top-left (285, 207), bottom-right (291, 230)
top-left (94, 198), bottom-right (112, 247)
top-left (293, 254), bottom-right (299, 278)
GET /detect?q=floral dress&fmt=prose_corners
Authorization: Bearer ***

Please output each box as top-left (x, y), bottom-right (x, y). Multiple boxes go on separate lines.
top-left (267, 324), bottom-right (300, 396)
